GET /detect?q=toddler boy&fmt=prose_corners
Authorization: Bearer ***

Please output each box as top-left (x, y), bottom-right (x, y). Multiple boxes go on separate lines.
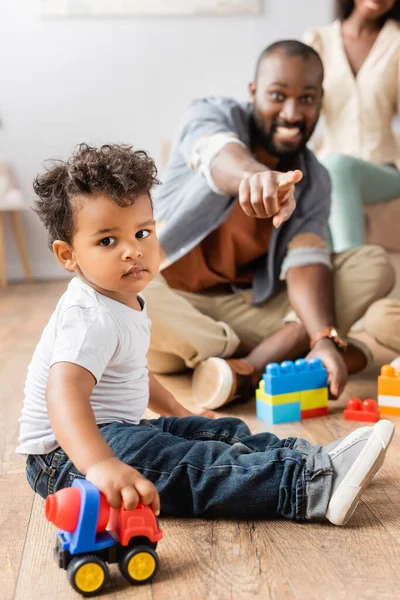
top-left (17, 144), bottom-right (394, 526)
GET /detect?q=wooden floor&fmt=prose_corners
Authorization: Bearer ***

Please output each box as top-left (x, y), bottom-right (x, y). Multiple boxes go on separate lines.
top-left (2, 280), bottom-right (400, 600)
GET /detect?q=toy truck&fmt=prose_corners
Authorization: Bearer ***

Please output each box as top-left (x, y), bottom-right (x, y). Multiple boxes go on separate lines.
top-left (45, 479), bottom-right (163, 597)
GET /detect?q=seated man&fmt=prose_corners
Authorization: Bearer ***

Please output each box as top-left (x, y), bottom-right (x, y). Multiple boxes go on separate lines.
top-left (143, 40), bottom-right (394, 410)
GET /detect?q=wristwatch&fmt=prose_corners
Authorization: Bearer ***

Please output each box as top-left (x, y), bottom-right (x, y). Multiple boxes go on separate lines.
top-left (310, 327), bottom-right (348, 352)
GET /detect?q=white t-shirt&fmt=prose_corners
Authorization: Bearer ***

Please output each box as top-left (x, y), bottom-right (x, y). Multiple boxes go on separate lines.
top-left (16, 277), bottom-right (151, 455)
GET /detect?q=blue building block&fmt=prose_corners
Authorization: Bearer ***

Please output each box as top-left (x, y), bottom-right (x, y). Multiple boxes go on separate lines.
top-left (256, 399), bottom-right (301, 424)
top-left (262, 358), bottom-right (327, 396)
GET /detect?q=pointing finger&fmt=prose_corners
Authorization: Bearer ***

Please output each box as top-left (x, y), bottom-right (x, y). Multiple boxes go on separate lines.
top-left (278, 169), bottom-right (303, 189)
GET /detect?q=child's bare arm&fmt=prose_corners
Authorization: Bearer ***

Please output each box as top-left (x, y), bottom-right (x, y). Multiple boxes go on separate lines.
top-left (47, 362), bottom-right (112, 471)
top-left (46, 363), bottom-right (160, 513)
top-left (148, 372), bottom-right (193, 417)
top-left (148, 372), bottom-right (216, 418)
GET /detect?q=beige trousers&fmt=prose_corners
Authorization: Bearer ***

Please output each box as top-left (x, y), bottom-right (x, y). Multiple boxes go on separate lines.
top-left (364, 297), bottom-right (400, 353)
top-left (143, 245), bottom-right (394, 374)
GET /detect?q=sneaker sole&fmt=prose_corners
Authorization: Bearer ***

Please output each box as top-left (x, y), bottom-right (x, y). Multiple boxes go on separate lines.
top-left (192, 357), bottom-right (234, 409)
top-left (370, 423), bottom-right (395, 477)
top-left (326, 419), bottom-right (395, 526)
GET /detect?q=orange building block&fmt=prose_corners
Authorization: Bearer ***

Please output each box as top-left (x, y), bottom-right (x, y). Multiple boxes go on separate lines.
top-left (379, 406), bottom-right (400, 416)
top-left (378, 365), bottom-right (400, 397)
top-left (344, 398), bottom-right (380, 423)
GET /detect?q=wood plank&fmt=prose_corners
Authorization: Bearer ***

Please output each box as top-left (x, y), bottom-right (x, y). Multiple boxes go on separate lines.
top-left (0, 281), bottom-right (68, 600)
top-left (3, 280), bottom-right (400, 600)
top-left (147, 519), bottom-right (294, 600)
top-left (257, 503), bottom-right (400, 600)
top-left (14, 494), bottom-right (80, 600)
top-left (0, 474), bottom-right (35, 600)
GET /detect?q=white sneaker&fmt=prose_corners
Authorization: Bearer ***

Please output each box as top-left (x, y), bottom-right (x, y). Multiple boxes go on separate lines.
top-left (322, 426), bottom-right (372, 455)
top-left (324, 426), bottom-right (385, 478)
top-left (326, 420), bottom-right (395, 526)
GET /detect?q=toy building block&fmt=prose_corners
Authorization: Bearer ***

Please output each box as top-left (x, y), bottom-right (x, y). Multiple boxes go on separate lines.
top-left (300, 388), bottom-right (328, 411)
top-left (378, 364), bottom-right (400, 397)
top-left (256, 399), bottom-right (301, 424)
top-left (377, 394), bottom-right (400, 416)
top-left (263, 358), bottom-right (327, 395)
top-left (379, 405), bottom-right (400, 416)
top-left (378, 365), bottom-right (400, 415)
top-left (256, 380), bottom-right (328, 410)
top-left (344, 398), bottom-right (380, 423)
top-left (301, 406), bottom-right (328, 419)
top-left (256, 359), bottom-right (328, 424)
top-left (256, 380), bottom-right (300, 405)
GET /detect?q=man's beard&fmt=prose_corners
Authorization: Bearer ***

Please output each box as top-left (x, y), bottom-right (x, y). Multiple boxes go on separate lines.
top-left (250, 107), bottom-right (317, 159)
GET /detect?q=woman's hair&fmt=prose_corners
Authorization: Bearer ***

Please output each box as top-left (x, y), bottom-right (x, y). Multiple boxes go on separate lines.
top-left (33, 143), bottom-right (160, 249)
top-left (335, 0), bottom-right (400, 22)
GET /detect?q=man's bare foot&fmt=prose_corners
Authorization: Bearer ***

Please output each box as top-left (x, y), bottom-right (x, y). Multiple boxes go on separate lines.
top-left (343, 337), bottom-right (373, 375)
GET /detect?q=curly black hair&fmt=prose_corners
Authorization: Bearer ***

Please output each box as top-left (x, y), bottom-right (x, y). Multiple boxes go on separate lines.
top-left (335, 0), bottom-right (400, 23)
top-left (33, 143), bottom-right (160, 249)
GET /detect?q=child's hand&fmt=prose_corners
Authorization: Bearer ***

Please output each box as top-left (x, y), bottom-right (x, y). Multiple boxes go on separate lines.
top-left (199, 409), bottom-right (217, 418)
top-left (86, 457), bottom-right (160, 515)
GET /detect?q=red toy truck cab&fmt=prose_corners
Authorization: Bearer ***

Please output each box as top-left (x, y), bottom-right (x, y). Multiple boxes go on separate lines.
top-left (107, 500), bottom-right (161, 548)
top-left (46, 479), bottom-right (163, 597)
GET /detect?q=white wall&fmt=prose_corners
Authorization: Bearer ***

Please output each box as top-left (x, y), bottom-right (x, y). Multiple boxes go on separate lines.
top-left (0, 0), bottom-right (333, 280)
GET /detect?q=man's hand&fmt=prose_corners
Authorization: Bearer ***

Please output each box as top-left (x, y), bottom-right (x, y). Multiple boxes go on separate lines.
top-left (86, 457), bottom-right (160, 515)
top-left (239, 169), bottom-right (302, 226)
top-left (307, 338), bottom-right (348, 399)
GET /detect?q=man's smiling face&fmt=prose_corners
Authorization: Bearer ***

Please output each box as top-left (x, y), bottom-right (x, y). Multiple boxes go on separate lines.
top-left (248, 50), bottom-right (323, 159)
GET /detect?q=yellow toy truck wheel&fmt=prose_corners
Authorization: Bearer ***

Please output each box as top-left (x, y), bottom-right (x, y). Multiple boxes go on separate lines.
top-left (67, 555), bottom-right (109, 597)
top-left (119, 545), bottom-right (159, 585)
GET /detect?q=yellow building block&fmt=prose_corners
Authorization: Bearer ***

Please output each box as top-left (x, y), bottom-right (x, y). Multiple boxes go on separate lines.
top-left (378, 365), bottom-right (400, 397)
top-left (255, 387), bottom-right (300, 406)
top-left (256, 380), bottom-right (328, 408)
top-left (300, 388), bottom-right (328, 410)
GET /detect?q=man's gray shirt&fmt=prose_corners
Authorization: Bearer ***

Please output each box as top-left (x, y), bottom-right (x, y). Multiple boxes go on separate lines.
top-left (154, 96), bottom-right (331, 305)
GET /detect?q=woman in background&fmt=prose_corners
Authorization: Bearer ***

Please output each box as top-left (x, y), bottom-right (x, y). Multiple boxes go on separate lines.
top-left (304, 0), bottom-right (400, 253)
top-left (304, 0), bottom-right (400, 356)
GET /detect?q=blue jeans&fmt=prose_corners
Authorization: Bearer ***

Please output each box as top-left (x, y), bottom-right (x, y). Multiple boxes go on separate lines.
top-left (25, 416), bottom-right (332, 521)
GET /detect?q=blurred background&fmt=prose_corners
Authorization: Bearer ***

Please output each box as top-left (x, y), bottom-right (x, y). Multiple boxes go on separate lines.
top-left (0, 0), bottom-right (333, 281)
